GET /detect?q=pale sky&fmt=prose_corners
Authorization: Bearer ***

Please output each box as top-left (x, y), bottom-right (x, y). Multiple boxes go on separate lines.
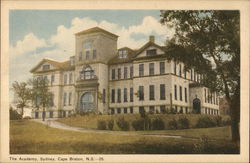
top-left (9, 10), bottom-right (174, 92)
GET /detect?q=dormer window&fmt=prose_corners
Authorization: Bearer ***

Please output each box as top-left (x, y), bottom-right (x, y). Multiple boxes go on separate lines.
top-left (146, 49), bottom-right (157, 56)
top-left (42, 65), bottom-right (50, 70)
top-left (118, 50), bottom-right (127, 58)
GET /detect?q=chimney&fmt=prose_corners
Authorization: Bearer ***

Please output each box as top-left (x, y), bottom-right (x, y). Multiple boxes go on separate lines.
top-left (149, 35), bottom-right (155, 43)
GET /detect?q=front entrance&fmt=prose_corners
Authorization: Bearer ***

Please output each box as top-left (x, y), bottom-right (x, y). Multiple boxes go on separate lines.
top-left (193, 98), bottom-right (201, 114)
top-left (80, 92), bottom-right (94, 111)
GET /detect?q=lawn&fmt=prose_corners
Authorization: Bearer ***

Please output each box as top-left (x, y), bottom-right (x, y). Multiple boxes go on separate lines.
top-left (10, 120), bottom-right (238, 154)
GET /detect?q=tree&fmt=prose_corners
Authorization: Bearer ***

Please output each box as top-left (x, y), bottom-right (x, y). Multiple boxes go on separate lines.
top-left (28, 77), bottom-right (53, 121)
top-left (12, 81), bottom-right (31, 117)
top-left (160, 10), bottom-right (240, 142)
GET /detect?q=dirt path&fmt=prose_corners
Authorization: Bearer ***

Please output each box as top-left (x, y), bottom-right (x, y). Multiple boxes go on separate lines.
top-left (32, 119), bottom-right (185, 139)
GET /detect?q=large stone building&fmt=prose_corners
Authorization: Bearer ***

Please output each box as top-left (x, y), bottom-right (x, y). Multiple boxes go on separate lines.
top-left (30, 27), bottom-right (219, 118)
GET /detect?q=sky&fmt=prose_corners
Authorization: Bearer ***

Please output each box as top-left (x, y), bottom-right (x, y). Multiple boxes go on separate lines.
top-left (9, 10), bottom-right (175, 96)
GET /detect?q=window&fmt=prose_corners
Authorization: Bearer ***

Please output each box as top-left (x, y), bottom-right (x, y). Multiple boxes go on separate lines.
top-left (93, 50), bottom-right (97, 59)
top-left (185, 87), bottom-right (187, 102)
top-left (118, 68), bottom-right (121, 79)
top-left (79, 52), bottom-right (82, 61)
top-left (49, 111), bottom-right (53, 118)
top-left (43, 65), bottom-right (50, 70)
top-left (51, 74), bottom-right (55, 85)
top-left (160, 62), bottom-right (165, 74)
top-left (43, 75), bottom-right (48, 81)
top-left (117, 89), bottom-right (121, 103)
top-left (63, 92), bottom-right (67, 106)
top-left (118, 50), bottom-right (127, 58)
top-left (68, 92), bottom-right (72, 105)
top-left (64, 74), bottom-right (67, 84)
top-left (174, 62), bottom-right (177, 74)
top-left (160, 105), bottom-right (166, 113)
top-left (111, 89), bottom-right (115, 103)
top-left (139, 106), bottom-right (144, 113)
top-left (86, 50), bottom-right (90, 60)
top-left (160, 84), bottom-right (166, 100)
top-left (194, 71), bottom-right (196, 82)
top-left (185, 107), bottom-right (188, 113)
top-left (139, 86), bottom-right (144, 101)
top-left (149, 106), bottom-right (155, 112)
top-left (103, 89), bottom-right (106, 103)
top-left (205, 88), bottom-right (207, 103)
top-left (83, 67), bottom-right (94, 79)
top-left (124, 67), bottom-right (128, 79)
top-left (117, 108), bottom-right (121, 114)
top-left (69, 73), bottom-right (72, 84)
top-left (110, 108), bottom-right (115, 114)
top-left (149, 85), bottom-right (155, 100)
top-left (130, 88), bottom-right (133, 102)
top-left (179, 86), bottom-right (182, 101)
top-left (124, 88), bottom-right (127, 102)
top-left (174, 85), bottom-right (177, 100)
top-left (179, 64), bottom-right (182, 77)
top-left (175, 106), bottom-right (178, 112)
top-left (149, 63), bottom-right (154, 75)
top-left (139, 64), bottom-right (144, 77)
top-left (180, 106), bottom-right (183, 113)
top-left (184, 70), bottom-right (187, 79)
top-left (146, 49), bottom-right (156, 55)
top-left (50, 94), bottom-right (54, 107)
top-left (130, 107), bottom-right (133, 114)
top-left (130, 66), bottom-right (133, 78)
top-left (190, 69), bottom-right (193, 80)
top-left (124, 107), bottom-right (127, 114)
top-left (112, 69), bottom-right (115, 80)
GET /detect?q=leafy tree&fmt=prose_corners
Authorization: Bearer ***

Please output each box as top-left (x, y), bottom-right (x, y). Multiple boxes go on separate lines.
top-left (160, 10), bottom-right (240, 142)
top-left (28, 77), bottom-right (53, 121)
top-left (11, 81), bottom-right (31, 117)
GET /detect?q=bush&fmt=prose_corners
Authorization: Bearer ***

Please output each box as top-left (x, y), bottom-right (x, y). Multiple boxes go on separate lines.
top-left (196, 116), bottom-right (217, 128)
top-left (214, 116), bottom-right (222, 126)
top-left (152, 118), bottom-right (165, 130)
top-left (116, 117), bottom-right (130, 131)
top-left (23, 116), bottom-right (31, 120)
top-left (177, 116), bottom-right (190, 129)
top-left (132, 118), bottom-right (145, 131)
top-left (10, 108), bottom-right (22, 120)
top-left (193, 135), bottom-right (210, 153)
top-left (97, 120), bottom-right (106, 130)
top-left (107, 119), bottom-right (114, 130)
top-left (168, 119), bottom-right (178, 130)
top-left (222, 118), bottom-right (231, 126)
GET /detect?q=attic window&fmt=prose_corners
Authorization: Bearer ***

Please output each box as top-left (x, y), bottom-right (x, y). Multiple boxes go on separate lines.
top-left (146, 49), bottom-right (157, 56)
top-left (118, 50), bottom-right (127, 58)
top-left (43, 65), bottom-right (50, 70)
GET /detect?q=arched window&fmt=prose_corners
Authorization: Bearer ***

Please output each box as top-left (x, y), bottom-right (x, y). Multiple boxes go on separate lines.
top-left (80, 65), bottom-right (95, 80)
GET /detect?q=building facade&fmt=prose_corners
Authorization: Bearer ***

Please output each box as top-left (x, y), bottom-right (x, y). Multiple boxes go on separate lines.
top-left (30, 27), bottom-right (219, 118)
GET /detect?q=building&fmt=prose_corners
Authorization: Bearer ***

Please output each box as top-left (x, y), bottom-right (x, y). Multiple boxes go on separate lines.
top-left (30, 27), bottom-right (219, 118)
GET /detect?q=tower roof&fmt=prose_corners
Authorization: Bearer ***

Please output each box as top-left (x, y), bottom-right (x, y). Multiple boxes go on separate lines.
top-left (75, 27), bottom-right (119, 38)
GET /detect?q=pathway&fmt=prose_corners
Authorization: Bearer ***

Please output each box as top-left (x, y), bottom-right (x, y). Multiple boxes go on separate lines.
top-left (32, 119), bottom-right (184, 139)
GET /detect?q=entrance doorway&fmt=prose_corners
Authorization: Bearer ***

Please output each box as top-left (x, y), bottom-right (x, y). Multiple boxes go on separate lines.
top-left (193, 98), bottom-right (201, 114)
top-left (80, 92), bottom-right (94, 111)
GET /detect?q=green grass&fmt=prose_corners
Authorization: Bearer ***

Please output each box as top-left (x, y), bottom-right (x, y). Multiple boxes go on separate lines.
top-left (10, 120), bottom-right (238, 154)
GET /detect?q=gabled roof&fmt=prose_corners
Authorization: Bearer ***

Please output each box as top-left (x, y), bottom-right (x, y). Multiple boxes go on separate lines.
top-left (30, 58), bottom-right (74, 73)
top-left (132, 41), bottom-right (166, 58)
top-left (75, 27), bottom-right (119, 38)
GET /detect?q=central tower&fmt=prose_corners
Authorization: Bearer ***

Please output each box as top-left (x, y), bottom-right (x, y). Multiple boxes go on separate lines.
top-left (74, 27), bottom-right (118, 113)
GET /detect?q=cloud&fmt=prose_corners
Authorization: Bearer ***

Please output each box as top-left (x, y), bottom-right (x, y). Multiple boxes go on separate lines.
top-left (10, 33), bottom-right (47, 56)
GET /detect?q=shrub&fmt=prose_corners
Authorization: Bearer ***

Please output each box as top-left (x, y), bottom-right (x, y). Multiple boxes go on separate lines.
top-left (214, 116), bottom-right (222, 126)
top-left (168, 119), bottom-right (178, 130)
top-left (177, 116), bottom-right (190, 129)
top-left (97, 120), bottom-right (106, 130)
top-left (169, 108), bottom-right (177, 114)
top-left (152, 118), bottom-right (165, 130)
top-left (23, 116), bottom-right (31, 120)
top-left (132, 118), bottom-right (145, 131)
top-left (160, 108), bottom-right (167, 114)
top-left (148, 110), bottom-right (154, 115)
top-left (193, 135), bottom-right (210, 153)
top-left (222, 118), bottom-right (231, 126)
top-left (196, 116), bottom-right (217, 128)
top-left (155, 110), bottom-right (159, 114)
top-left (116, 117), bottom-right (130, 131)
top-left (10, 108), bottom-right (22, 120)
top-left (107, 119), bottom-right (114, 130)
